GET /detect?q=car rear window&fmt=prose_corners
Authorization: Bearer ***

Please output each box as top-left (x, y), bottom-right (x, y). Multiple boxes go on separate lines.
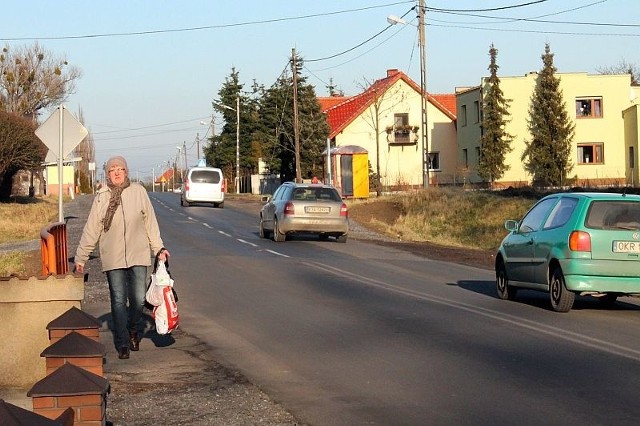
top-left (291, 187), bottom-right (341, 202)
top-left (585, 200), bottom-right (640, 229)
top-left (190, 170), bottom-right (220, 184)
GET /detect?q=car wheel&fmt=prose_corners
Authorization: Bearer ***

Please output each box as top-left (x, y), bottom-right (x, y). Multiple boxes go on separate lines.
top-left (259, 217), bottom-right (270, 239)
top-left (599, 293), bottom-right (618, 307)
top-left (319, 234), bottom-right (329, 241)
top-left (496, 261), bottom-right (517, 301)
top-left (273, 217), bottom-right (286, 242)
top-left (215, 202), bottom-right (224, 208)
top-left (549, 266), bottom-right (575, 312)
top-left (336, 234), bottom-right (347, 243)
top-left (181, 199), bottom-right (189, 207)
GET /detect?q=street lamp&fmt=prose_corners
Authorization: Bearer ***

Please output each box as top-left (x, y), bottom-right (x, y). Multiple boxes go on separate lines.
top-left (213, 97), bottom-right (240, 194)
top-left (388, 1), bottom-right (429, 189)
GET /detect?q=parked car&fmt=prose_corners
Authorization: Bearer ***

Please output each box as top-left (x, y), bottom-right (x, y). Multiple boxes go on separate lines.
top-left (259, 182), bottom-right (349, 243)
top-left (180, 166), bottom-right (225, 208)
top-left (495, 192), bottom-right (640, 312)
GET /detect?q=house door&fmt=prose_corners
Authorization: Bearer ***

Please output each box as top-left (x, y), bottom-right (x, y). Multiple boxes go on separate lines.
top-left (341, 155), bottom-right (353, 197)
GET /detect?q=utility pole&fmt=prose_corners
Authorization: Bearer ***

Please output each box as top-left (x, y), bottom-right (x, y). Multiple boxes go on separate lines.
top-left (419, 0), bottom-right (429, 188)
top-left (196, 133), bottom-right (200, 160)
top-left (183, 140), bottom-right (187, 179)
top-left (291, 48), bottom-right (301, 183)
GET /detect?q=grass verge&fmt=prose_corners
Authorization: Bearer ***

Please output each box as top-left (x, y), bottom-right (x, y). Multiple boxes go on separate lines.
top-left (0, 196), bottom-right (59, 275)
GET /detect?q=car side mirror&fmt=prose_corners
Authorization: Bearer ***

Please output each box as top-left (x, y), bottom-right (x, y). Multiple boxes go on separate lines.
top-left (261, 195), bottom-right (271, 203)
top-left (504, 220), bottom-right (519, 232)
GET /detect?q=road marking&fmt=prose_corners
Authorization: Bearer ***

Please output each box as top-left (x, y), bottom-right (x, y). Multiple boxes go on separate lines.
top-left (301, 260), bottom-right (640, 363)
top-left (238, 239), bottom-right (258, 247)
top-left (219, 231), bottom-right (232, 237)
top-left (265, 249), bottom-right (289, 258)
top-left (202, 223), bottom-right (212, 228)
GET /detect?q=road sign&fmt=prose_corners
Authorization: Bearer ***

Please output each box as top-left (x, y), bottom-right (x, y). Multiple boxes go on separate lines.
top-left (35, 105), bottom-right (88, 160)
top-left (35, 105), bottom-right (88, 221)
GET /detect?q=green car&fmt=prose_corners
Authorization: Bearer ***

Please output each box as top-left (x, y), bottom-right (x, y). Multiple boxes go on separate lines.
top-left (495, 192), bottom-right (640, 312)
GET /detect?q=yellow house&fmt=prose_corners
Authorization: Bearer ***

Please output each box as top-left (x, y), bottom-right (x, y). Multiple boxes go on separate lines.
top-left (457, 72), bottom-right (640, 187)
top-left (320, 69), bottom-right (457, 192)
top-left (44, 164), bottom-right (75, 196)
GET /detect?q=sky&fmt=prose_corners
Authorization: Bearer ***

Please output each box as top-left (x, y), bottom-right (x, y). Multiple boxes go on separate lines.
top-left (2, 0), bottom-right (638, 180)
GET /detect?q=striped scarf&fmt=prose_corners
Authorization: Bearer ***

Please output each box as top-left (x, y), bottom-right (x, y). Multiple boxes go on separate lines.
top-left (103, 178), bottom-right (131, 232)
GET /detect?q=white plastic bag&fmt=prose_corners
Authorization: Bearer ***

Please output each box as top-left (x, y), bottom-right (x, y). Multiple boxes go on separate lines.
top-left (145, 262), bottom-right (174, 307)
top-left (154, 285), bottom-right (179, 335)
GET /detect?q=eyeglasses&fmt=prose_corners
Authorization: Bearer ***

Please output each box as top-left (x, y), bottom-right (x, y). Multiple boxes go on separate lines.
top-left (108, 167), bottom-right (126, 174)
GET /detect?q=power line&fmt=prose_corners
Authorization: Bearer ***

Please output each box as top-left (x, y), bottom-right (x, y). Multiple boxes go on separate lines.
top-left (0, 1), bottom-right (413, 41)
top-left (427, 0), bottom-right (551, 13)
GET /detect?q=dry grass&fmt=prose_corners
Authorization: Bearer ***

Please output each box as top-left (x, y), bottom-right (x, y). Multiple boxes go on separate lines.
top-left (0, 251), bottom-right (27, 276)
top-left (0, 196), bottom-right (59, 244)
top-left (0, 196), bottom-right (59, 276)
top-left (352, 188), bottom-right (534, 251)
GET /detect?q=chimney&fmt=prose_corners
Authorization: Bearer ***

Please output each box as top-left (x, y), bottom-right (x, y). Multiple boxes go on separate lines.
top-left (387, 69), bottom-right (400, 77)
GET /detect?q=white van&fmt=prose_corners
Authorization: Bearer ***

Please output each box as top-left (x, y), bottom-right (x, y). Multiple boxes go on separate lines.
top-left (180, 166), bottom-right (225, 208)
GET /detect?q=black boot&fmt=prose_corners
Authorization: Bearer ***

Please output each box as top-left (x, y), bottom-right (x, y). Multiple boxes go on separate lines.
top-left (118, 346), bottom-right (130, 359)
top-left (129, 330), bottom-right (140, 351)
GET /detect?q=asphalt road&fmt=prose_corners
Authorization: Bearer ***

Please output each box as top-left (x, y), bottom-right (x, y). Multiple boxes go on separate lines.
top-left (151, 192), bottom-right (640, 426)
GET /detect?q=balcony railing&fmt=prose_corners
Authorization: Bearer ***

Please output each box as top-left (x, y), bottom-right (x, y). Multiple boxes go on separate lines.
top-left (386, 125), bottom-right (419, 145)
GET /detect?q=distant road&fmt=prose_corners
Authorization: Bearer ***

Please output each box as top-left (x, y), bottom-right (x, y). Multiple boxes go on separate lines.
top-left (151, 192), bottom-right (640, 426)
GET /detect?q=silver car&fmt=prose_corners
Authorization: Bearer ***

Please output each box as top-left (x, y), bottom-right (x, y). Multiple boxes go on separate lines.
top-left (259, 182), bottom-right (349, 242)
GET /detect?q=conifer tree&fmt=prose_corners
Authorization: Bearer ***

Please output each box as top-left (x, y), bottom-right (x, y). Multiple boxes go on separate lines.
top-left (255, 54), bottom-right (329, 182)
top-left (478, 44), bottom-right (513, 185)
top-left (521, 43), bottom-right (574, 187)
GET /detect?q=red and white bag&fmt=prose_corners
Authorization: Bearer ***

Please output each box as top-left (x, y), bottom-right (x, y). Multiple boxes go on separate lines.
top-left (154, 285), bottom-right (179, 334)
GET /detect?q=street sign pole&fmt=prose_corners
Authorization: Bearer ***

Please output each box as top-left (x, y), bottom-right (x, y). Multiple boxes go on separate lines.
top-left (35, 105), bottom-right (88, 222)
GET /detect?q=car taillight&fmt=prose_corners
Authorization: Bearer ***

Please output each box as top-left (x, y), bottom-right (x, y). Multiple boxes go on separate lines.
top-left (340, 203), bottom-right (348, 217)
top-left (221, 179), bottom-right (226, 193)
top-left (284, 201), bottom-right (295, 216)
top-left (184, 178), bottom-right (189, 191)
top-left (569, 231), bottom-right (591, 252)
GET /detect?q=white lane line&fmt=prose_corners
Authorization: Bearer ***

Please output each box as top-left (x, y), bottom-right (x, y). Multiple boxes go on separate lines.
top-left (202, 223), bottom-right (212, 228)
top-left (238, 239), bottom-right (258, 247)
top-left (218, 231), bottom-right (232, 237)
top-left (265, 249), bottom-right (289, 258)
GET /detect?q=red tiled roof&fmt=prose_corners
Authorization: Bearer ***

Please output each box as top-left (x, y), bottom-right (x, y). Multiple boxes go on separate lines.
top-left (431, 94), bottom-right (456, 117)
top-left (318, 96), bottom-right (350, 111)
top-left (321, 70), bottom-right (456, 139)
top-left (156, 168), bottom-right (174, 183)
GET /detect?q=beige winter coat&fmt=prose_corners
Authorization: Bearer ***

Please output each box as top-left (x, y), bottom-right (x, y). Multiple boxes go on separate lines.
top-left (75, 183), bottom-right (164, 272)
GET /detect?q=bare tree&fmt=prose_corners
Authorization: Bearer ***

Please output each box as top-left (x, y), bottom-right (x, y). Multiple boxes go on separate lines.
top-left (596, 59), bottom-right (639, 85)
top-left (0, 43), bottom-right (82, 118)
top-left (358, 77), bottom-right (406, 196)
top-left (73, 108), bottom-right (96, 192)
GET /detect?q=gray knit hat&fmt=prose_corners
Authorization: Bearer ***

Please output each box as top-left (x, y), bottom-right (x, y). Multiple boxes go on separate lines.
top-left (106, 156), bottom-right (128, 172)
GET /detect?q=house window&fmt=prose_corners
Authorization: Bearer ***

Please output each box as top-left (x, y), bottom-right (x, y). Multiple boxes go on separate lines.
top-left (462, 149), bottom-right (468, 169)
top-left (575, 98), bottom-right (603, 118)
top-left (460, 105), bottom-right (467, 126)
top-left (428, 152), bottom-right (440, 171)
top-left (630, 146), bottom-right (635, 169)
top-left (392, 113), bottom-right (412, 143)
top-left (475, 147), bottom-right (481, 165)
top-left (473, 101), bottom-right (480, 123)
top-left (394, 113), bottom-right (408, 128)
top-left (577, 143), bottom-right (604, 164)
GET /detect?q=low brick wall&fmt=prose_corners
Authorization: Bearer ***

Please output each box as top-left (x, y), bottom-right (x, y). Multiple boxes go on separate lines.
top-left (0, 274), bottom-right (84, 387)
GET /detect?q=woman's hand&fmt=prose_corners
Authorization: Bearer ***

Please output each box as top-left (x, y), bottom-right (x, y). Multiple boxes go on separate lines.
top-left (75, 263), bottom-right (84, 274)
top-left (158, 248), bottom-right (170, 262)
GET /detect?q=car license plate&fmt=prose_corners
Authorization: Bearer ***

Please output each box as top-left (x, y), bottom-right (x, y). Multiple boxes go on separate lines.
top-left (305, 206), bottom-right (330, 214)
top-left (612, 241), bottom-right (640, 253)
